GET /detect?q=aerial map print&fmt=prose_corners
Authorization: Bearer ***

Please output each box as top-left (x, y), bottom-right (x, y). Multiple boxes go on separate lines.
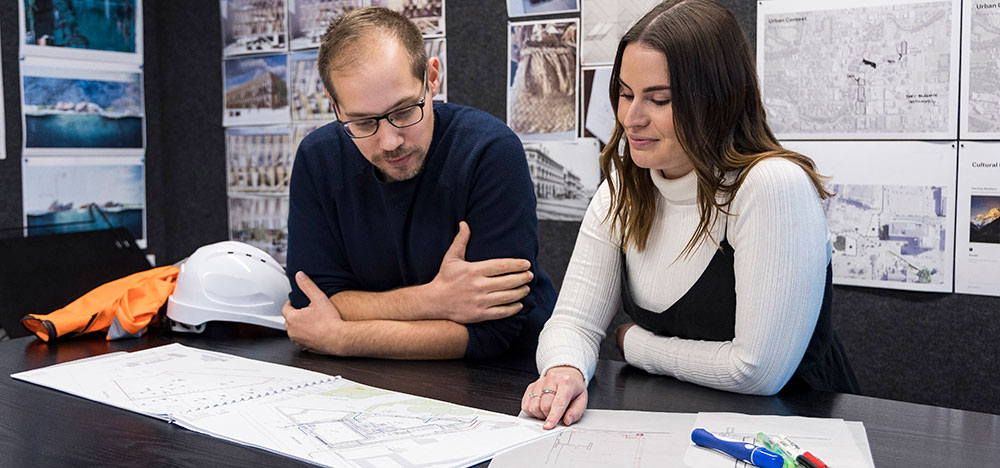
top-left (760, 0), bottom-right (956, 138)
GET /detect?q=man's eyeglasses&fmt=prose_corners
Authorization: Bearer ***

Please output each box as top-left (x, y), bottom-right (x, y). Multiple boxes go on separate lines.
top-left (336, 69), bottom-right (428, 139)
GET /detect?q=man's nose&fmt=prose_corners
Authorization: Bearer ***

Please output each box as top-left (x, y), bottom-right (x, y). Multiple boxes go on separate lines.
top-left (376, 122), bottom-right (405, 152)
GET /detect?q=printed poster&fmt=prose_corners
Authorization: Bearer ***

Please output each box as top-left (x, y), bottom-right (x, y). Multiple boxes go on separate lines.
top-left (784, 140), bottom-right (957, 293)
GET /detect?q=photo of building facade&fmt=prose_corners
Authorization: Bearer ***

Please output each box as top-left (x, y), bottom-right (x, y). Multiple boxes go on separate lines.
top-left (226, 127), bottom-right (293, 194)
top-left (226, 71), bottom-right (288, 110)
top-left (223, 0), bottom-right (287, 55)
top-left (524, 142), bottom-right (595, 221)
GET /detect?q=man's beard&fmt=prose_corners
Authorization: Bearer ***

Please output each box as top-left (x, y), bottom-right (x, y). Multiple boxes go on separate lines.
top-left (372, 145), bottom-right (426, 182)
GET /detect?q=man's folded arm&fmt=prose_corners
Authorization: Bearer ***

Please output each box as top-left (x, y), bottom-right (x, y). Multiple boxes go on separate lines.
top-left (331, 319), bottom-right (469, 360)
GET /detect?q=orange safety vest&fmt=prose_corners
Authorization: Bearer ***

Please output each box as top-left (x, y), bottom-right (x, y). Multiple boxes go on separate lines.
top-left (21, 266), bottom-right (180, 342)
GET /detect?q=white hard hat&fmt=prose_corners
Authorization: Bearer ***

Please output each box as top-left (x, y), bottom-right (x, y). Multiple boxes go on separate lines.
top-left (166, 241), bottom-right (289, 333)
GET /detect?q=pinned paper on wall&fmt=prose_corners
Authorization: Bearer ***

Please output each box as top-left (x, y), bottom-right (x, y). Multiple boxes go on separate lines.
top-left (955, 142), bottom-right (1000, 297)
top-left (20, 0), bottom-right (143, 64)
top-left (21, 57), bottom-right (146, 156)
top-left (1, 22), bottom-right (5, 160)
top-left (784, 140), bottom-right (957, 293)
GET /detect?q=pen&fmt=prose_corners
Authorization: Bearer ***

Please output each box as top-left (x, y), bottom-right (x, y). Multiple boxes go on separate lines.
top-left (755, 432), bottom-right (800, 468)
top-left (691, 428), bottom-right (783, 468)
top-left (776, 434), bottom-right (830, 468)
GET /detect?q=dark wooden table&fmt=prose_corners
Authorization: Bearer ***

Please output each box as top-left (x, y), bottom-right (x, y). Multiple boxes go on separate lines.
top-left (2, 323), bottom-right (998, 467)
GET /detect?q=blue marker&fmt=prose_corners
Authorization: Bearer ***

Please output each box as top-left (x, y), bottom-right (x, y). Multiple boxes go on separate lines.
top-left (691, 428), bottom-right (784, 468)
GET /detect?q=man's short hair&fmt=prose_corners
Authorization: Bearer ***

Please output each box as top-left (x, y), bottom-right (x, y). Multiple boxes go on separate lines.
top-left (318, 7), bottom-right (428, 102)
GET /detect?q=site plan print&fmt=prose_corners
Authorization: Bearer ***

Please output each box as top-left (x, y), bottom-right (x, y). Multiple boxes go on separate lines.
top-left (823, 183), bottom-right (950, 289)
top-left (180, 378), bottom-right (552, 468)
top-left (966, 3), bottom-right (1000, 135)
top-left (761, 1), bottom-right (954, 138)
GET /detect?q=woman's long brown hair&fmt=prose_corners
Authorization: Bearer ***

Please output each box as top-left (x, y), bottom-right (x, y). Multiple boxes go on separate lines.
top-left (601, 0), bottom-right (831, 254)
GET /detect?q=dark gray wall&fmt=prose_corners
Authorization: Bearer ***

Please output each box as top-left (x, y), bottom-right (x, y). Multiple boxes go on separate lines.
top-left (1, 0), bottom-right (997, 415)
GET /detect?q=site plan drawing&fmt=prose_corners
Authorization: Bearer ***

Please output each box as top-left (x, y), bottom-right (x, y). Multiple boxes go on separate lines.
top-left (12, 344), bottom-right (554, 468)
top-left (784, 141), bottom-right (956, 293)
top-left (490, 410), bottom-right (695, 468)
top-left (961, 1), bottom-right (1000, 138)
top-left (758, 0), bottom-right (960, 140)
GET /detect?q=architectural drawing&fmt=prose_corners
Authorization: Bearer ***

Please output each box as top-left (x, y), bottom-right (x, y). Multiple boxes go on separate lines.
top-left (962, 1), bottom-right (1000, 137)
top-left (824, 184), bottom-right (950, 287)
top-left (759, 0), bottom-right (959, 139)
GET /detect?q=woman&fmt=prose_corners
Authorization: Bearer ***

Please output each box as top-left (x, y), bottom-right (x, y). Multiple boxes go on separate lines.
top-left (522, 0), bottom-right (859, 430)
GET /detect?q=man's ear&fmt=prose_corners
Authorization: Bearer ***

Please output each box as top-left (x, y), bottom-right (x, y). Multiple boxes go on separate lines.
top-left (427, 57), bottom-right (442, 98)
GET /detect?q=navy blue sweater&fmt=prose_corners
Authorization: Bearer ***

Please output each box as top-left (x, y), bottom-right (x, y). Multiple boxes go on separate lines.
top-left (286, 102), bottom-right (556, 359)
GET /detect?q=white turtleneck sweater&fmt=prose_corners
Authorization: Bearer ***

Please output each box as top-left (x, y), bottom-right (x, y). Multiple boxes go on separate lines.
top-left (536, 157), bottom-right (830, 396)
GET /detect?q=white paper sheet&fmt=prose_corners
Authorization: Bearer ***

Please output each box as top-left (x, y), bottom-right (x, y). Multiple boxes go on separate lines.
top-left (758, 0), bottom-right (961, 140)
top-left (682, 412), bottom-right (871, 468)
top-left (491, 410), bottom-right (696, 468)
top-left (584, 67), bottom-right (615, 144)
top-left (12, 343), bottom-right (554, 468)
top-left (784, 140), bottom-right (958, 293)
top-left (0, 21), bottom-right (4, 160)
top-left (960, 1), bottom-right (1000, 138)
top-left (955, 141), bottom-right (1000, 296)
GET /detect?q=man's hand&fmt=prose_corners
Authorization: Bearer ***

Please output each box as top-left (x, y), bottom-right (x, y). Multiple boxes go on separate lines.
top-left (522, 366), bottom-right (588, 430)
top-left (426, 221), bottom-right (534, 324)
top-left (283, 271), bottom-right (348, 355)
top-left (616, 322), bottom-right (636, 359)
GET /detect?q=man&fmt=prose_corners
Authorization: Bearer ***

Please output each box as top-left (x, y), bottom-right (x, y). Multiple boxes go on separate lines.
top-left (282, 7), bottom-right (556, 360)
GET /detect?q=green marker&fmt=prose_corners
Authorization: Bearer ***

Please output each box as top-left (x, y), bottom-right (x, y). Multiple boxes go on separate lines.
top-left (755, 432), bottom-right (800, 468)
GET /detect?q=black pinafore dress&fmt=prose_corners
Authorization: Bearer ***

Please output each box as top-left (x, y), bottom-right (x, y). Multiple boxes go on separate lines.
top-left (619, 226), bottom-right (860, 394)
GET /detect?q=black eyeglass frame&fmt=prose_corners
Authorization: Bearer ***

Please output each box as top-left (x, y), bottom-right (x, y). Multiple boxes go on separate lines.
top-left (335, 68), bottom-right (429, 139)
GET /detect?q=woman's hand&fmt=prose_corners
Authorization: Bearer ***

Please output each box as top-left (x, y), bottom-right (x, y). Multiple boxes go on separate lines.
top-left (521, 365), bottom-right (588, 429)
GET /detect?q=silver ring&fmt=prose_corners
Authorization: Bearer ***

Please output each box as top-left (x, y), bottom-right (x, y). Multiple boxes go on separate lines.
top-left (541, 388), bottom-right (557, 395)
top-left (528, 393), bottom-right (541, 398)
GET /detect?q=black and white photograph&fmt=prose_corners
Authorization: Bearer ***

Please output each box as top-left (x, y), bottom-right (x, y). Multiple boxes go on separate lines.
top-left (508, 19), bottom-right (579, 141)
top-left (22, 155), bottom-right (146, 245)
top-left (222, 0), bottom-right (288, 56)
top-left (289, 50), bottom-right (334, 121)
top-left (223, 53), bottom-right (290, 126)
top-left (229, 195), bottom-right (290, 265)
top-left (20, 0), bottom-right (142, 63)
top-left (524, 138), bottom-right (601, 221)
top-left (426, 37), bottom-right (447, 101)
top-left (227, 126), bottom-right (293, 195)
top-left (507, 0), bottom-right (579, 18)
